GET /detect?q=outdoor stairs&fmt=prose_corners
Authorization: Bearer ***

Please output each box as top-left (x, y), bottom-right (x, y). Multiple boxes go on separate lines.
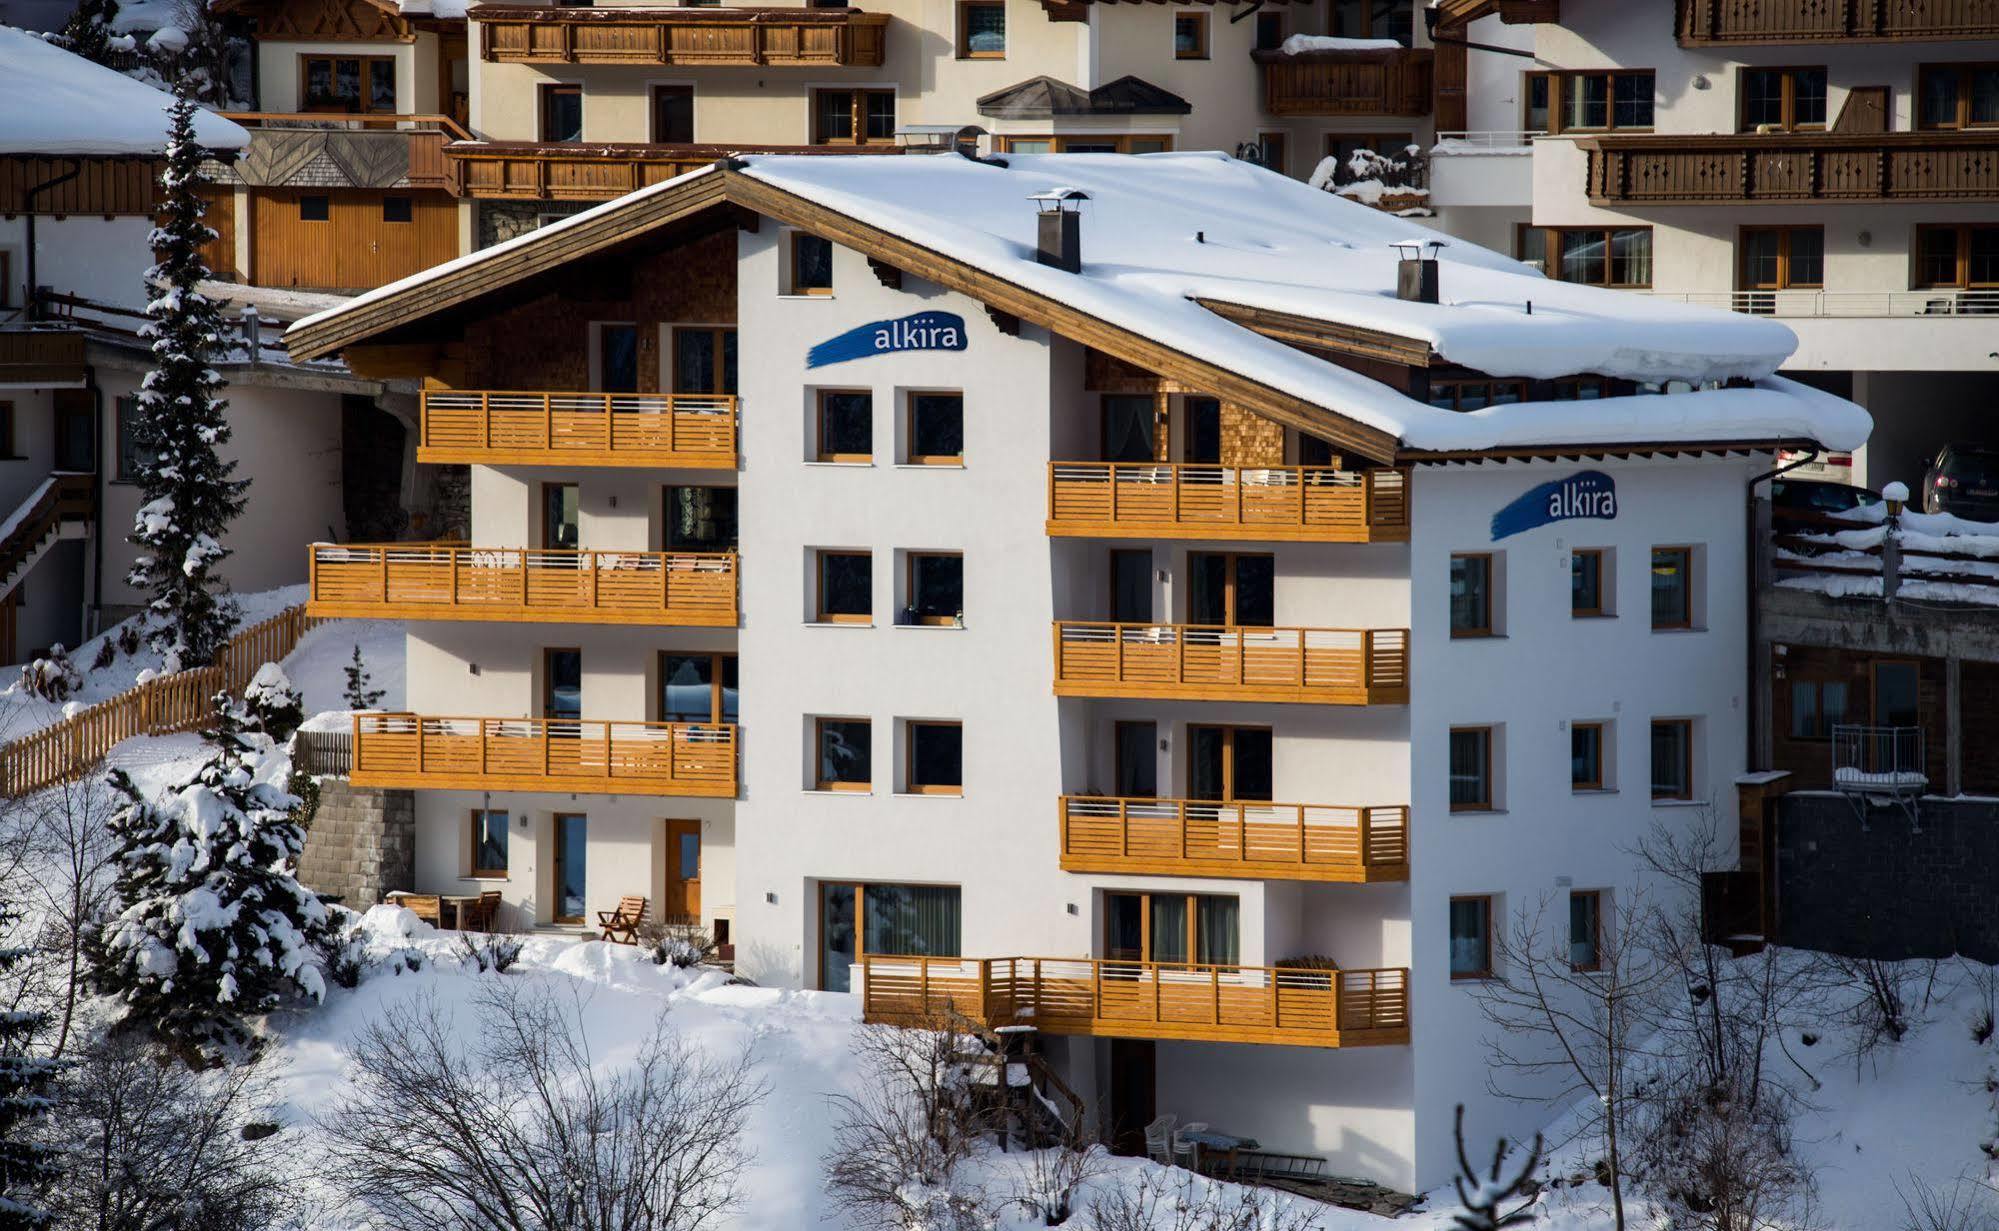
top-left (0, 473), bottom-right (93, 602)
top-left (956, 1024), bottom-right (1085, 1151)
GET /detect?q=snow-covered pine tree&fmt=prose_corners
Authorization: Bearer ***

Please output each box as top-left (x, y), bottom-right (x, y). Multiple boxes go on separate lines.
top-left (0, 903), bottom-right (60, 1228)
top-left (55, 0), bottom-right (123, 64)
top-left (96, 688), bottom-right (327, 1063)
top-left (127, 76), bottom-right (248, 673)
top-left (342, 646), bottom-right (385, 711)
top-left (242, 662), bottom-right (302, 742)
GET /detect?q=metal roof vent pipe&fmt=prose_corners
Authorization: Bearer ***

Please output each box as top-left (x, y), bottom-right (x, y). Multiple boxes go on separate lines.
top-left (1030, 188), bottom-right (1090, 273)
top-left (1392, 238), bottom-right (1447, 304)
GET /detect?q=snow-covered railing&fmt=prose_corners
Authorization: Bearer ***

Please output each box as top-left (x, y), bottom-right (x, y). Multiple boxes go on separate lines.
top-left (1831, 724), bottom-right (1926, 793)
top-left (1642, 289), bottom-right (1999, 319)
top-left (1770, 484), bottom-right (1999, 607)
top-left (1432, 130), bottom-right (1544, 151)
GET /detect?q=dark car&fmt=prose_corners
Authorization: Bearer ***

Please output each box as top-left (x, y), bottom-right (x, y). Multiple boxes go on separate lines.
top-left (1923, 444), bottom-right (1999, 522)
top-left (1769, 478), bottom-right (1881, 520)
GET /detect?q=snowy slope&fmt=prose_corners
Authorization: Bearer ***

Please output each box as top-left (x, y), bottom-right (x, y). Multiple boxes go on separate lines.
top-left (0, 26), bottom-right (248, 154)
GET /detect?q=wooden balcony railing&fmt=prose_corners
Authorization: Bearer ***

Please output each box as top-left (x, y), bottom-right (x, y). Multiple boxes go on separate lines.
top-left (0, 329), bottom-right (86, 384)
top-left (218, 113), bottom-right (474, 190)
top-left (445, 139), bottom-right (902, 201)
top-left (1252, 46), bottom-right (1433, 117)
top-left (479, 6), bottom-right (890, 66)
top-left (1046, 463), bottom-right (1409, 542)
top-left (1052, 623), bottom-right (1409, 705)
top-left (349, 714), bottom-right (737, 797)
top-left (859, 955), bottom-right (1411, 1047)
top-left (308, 544), bottom-right (738, 626)
top-left (1059, 797), bottom-right (1408, 882)
top-left (417, 391), bottom-right (737, 468)
top-left (1676, 0), bottom-right (1999, 43)
top-left (1581, 131), bottom-right (1999, 206)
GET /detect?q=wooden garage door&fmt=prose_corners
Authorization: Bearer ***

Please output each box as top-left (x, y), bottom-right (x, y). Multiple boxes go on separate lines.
top-left (251, 187), bottom-right (457, 291)
top-left (196, 188), bottom-right (238, 281)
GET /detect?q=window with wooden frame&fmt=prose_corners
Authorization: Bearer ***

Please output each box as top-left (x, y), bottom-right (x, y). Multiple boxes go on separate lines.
top-left (1571, 548), bottom-right (1608, 617)
top-left (1187, 725), bottom-right (1273, 802)
top-left (1787, 676), bottom-right (1852, 740)
top-left (904, 552), bottom-right (963, 625)
top-left (381, 196), bottom-right (413, 223)
top-left (1740, 226), bottom-right (1824, 292)
top-left (815, 550), bottom-right (873, 623)
top-left (957, 0), bottom-right (1005, 58)
top-left (1552, 377), bottom-right (1614, 401)
top-left (1254, 10), bottom-right (1285, 50)
top-left (469, 809), bottom-right (509, 877)
top-left (1427, 377), bottom-right (1529, 412)
top-left (1524, 70), bottom-right (1655, 133)
top-left (816, 389), bottom-right (872, 461)
top-left (905, 721), bottom-right (963, 794)
top-left (1330, 0), bottom-right (1412, 45)
top-left (1571, 721), bottom-right (1606, 790)
top-left (1917, 62), bottom-right (1999, 130)
top-left (1569, 890), bottom-right (1604, 970)
top-left (301, 54), bottom-right (397, 113)
top-left (788, 231), bottom-right (834, 296)
top-left (994, 135), bottom-right (1176, 154)
top-left (812, 88), bottom-right (896, 145)
top-left (671, 326), bottom-right (737, 395)
top-left (658, 652), bottom-right (738, 724)
top-left (1255, 132), bottom-right (1287, 176)
top-left (1449, 726), bottom-right (1494, 811)
top-left (1739, 66), bottom-right (1827, 132)
top-left (1449, 553), bottom-right (1494, 638)
top-left (1517, 226), bottom-right (1654, 288)
top-left (906, 392), bottom-right (963, 464)
top-left (299, 195), bottom-right (330, 222)
top-left (664, 485), bottom-right (737, 551)
top-left (114, 396), bottom-right (153, 481)
top-left (817, 882), bottom-right (962, 991)
top-left (1187, 552), bottom-right (1274, 627)
top-left (1449, 895), bottom-right (1493, 979)
top-left (1650, 718), bottom-right (1694, 800)
top-left (815, 717), bottom-right (873, 790)
top-left (1104, 891), bottom-right (1240, 966)
top-left (539, 82), bottom-right (583, 143)
top-left (1173, 11), bottom-right (1208, 59)
top-left (1650, 546), bottom-right (1693, 630)
top-left (651, 84), bottom-right (694, 143)
top-left (1914, 224), bottom-right (1999, 290)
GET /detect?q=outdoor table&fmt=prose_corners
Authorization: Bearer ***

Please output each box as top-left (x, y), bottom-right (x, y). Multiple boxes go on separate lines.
top-left (439, 894), bottom-right (484, 930)
top-left (1179, 1129), bottom-right (1260, 1176)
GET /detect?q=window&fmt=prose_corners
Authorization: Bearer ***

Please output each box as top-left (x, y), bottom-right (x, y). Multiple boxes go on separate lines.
top-left (995, 135), bottom-right (1175, 154)
top-left (1254, 10), bottom-right (1285, 50)
top-left (1525, 72), bottom-right (1550, 133)
top-left (1184, 397), bottom-right (1221, 464)
top-left (1917, 62), bottom-right (1999, 130)
top-left (1651, 546), bottom-right (1693, 630)
top-left (300, 54), bottom-right (396, 113)
top-left (1571, 721), bottom-right (1605, 790)
top-left (0, 401), bottom-right (12, 458)
top-left (658, 652), bottom-right (738, 724)
top-left (817, 390), bottom-right (872, 461)
top-left (672, 326), bottom-right (738, 395)
top-left (816, 550), bottom-right (872, 623)
top-left (789, 232), bottom-right (834, 296)
top-left (595, 323), bottom-right (638, 393)
top-left (543, 648), bottom-right (582, 723)
top-left (1552, 377), bottom-right (1613, 401)
top-left (382, 196), bottom-right (413, 223)
top-left (539, 83), bottom-right (583, 142)
top-left (812, 88), bottom-right (896, 145)
top-left (1740, 225), bottom-right (1824, 295)
top-left (1517, 227), bottom-right (1654, 288)
top-left (1188, 725), bottom-right (1272, 802)
top-left (470, 809), bottom-right (509, 877)
top-left (1651, 719), bottom-right (1693, 800)
top-left (819, 883), bottom-right (962, 992)
top-left (299, 195), bottom-right (330, 222)
top-left (1106, 891), bottom-right (1240, 966)
top-left (1330, 0), bottom-right (1412, 45)
top-left (540, 482), bottom-right (579, 550)
top-left (0, 251), bottom-right (10, 308)
top-left (665, 485), bottom-right (737, 551)
top-left (1788, 677), bottom-right (1851, 740)
top-left (1524, 70), bottom-right (1654, 133)
top-left (1188, 552), bottom-right (1273, 627)
top-left (905, 552), bottom-right (963, 625)
top-left (1569, 891), bottom-right (1603, 970)
top-left (1427, 378), bottom-right (1529, 412)
top-left (958, 0), bottom-right (1005, 57)
top-left (906, 721), bottom-right (963, 794)
top-left (1449, 896), bottom-right (1493, 979)
top-left (1102, 394), bottom-right (1157, 463)
top-left (652, 85), bottom-right (694, 143)
top-left (1572, 548), bottom-right (1607, 617)
top-left (1449, 726), bottom-right (1493, 811)
top-left (114, 396), bottom-right (153, 481)
top-left (1450, 553), bottom-right (1494, 638)
top-left (1739, 67), bottom-right (1827, 131)
top-left (1174, 12), bottom-right (1208, 59)
top-left (815, 718), bottom-right (872, 790)
top-left (1255, 132), bottom-right (1287, 175)
top-left (907, 392), bottom-right (963, 464)
top-left (1915, 224), bottom-right (1999, 289)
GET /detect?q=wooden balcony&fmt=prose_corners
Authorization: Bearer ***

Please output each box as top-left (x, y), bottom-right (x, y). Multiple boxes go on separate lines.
top-left (1676, 0), bottom-right (1999, 44)
top-left (1581, 131), bottom-right (1999, 206)
top-left (0, 329), bottom-right (86, 385)
top-left (478, 7), bottom-right (890, 66)
top-left (349, 714), bottom-right (737, 797)
top-left (1252, 46), bottom-right (1433, 118)
top-left (860, 955), bottom-right (1410, 1047)
top-left (1059, 797), bottom-right (1408, 882)
top-left (308, 544), bottom-right (737, 626)
top-left (445, 139), bottom-right (900, 201)
top-left (1052, 623), bottom-right (1409, 705)
top-left (1047, 463), bottom-right (1409, 543)
top-left (417, 391), bottom-right (737, 468)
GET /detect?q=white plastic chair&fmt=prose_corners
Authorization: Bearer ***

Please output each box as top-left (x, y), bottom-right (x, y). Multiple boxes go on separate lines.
top-left (1172, 1121), bottom-right (1209, 1170)
top-left (1142, 1113), bottom-right (1177, 1166)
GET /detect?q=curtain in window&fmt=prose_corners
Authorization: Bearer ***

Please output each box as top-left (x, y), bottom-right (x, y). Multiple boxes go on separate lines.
top-left (1196, 896), bottom-right (1239, 966)
top-left (863, 885), bottom-right (961, 958)
top-left (1149, 894), bottom-right (1188, 965)
top-left (1449, 899), bottom-right (1488, 976)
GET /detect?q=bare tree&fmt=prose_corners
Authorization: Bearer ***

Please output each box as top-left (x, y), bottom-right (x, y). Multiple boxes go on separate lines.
top-left (324, 981), bottom-right (764, 1231)
top-left (1897, 1173), bottom-right (1999, 1231)
top-left (1448, 1104), bottom-right (1541, 1231)
top-left (1081, 1167), bottom-right (1328, 1231)
top-left (22, 777), bottom-right (120, 1057)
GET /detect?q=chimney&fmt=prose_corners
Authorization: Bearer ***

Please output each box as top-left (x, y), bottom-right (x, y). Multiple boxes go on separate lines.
top-left (1029, 188), bottom-right (1090, 274)
top-left (1392, 239), bottom-right (1447, 304)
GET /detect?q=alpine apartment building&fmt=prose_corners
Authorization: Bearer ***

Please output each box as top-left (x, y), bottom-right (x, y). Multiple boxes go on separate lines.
top-left (286, 149), bottom-right (1866, 1191)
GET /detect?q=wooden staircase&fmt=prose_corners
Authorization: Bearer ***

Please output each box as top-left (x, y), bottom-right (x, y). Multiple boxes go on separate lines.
top-left (956, 1025), bottom-right (1086, 1151)
top-left (0, 473), bottom-right (93, 602)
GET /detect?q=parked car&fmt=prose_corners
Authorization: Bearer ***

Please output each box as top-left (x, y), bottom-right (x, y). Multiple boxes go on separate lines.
top-left (1923, 444), bottom-right (1999, 521)
top-left (1769, 478), bottom-right (1881, 519)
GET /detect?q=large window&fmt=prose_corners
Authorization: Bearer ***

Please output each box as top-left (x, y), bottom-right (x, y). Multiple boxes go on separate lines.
top-left (906, 721), bottom-right (963, 795)
top-left (1739, 67), bottom-right (1826, 131)
top-left (958, 0), bottom-right (1005, 58)
top-left (1101, 395), bottom-right (1158, 462)
top-left (1428, 378), bottom-right (1528, 412)
top-left (1788, 677), bottom-right (1851, 740)
top-left (1571, 721), bottom-right (1606, 790)
top-left (470, 809), bottom-right (508, 877)
top-left (907, 392), bottom-right (964, 464)
top-left (1740, 226), bottom-right (1824, 292)
top-left (301, 54), bottom-right (396, 113)
top-left (1449, 895), bottom-right (1493, 980)
top-left (539, 83), bottom-right (583, 142)
top-left (1188, 725), bottom-right (1273, 802)
top-left (789, 232), bottom-right (834, 296)
top-left (652, 85), bottom-right (694, 143)
top-left (817, 390), bottom-right (873, 462)
top-left (658, 652), bottom-right (738, 724)
top-left (1449, 727), bottom-right (1493, 811)
top-left (1330, 0), bottom-right (1411, 45)
top-left (1450, 553), bottom-right (1494, 638)
top-left (905, 552), bottom-right (963, 625)
top-left (819, 882), bottom-right (962, 991)
top-left (815, 718), bottom-right (873, 790)
top-left (664, 485), bottom-right (737, 551)
top-left (595, 323), bottom-right (638, 393)
top-left (1915, 224), bottom-right (1999, 290)
top-left (816, 550), bottom-right (873, 624)
top-left (1918, 62), bottom-right (1999, 130)
top-left (1516, 226), bottom-right (1653, 288)
top-left (1651, 546), bottom-right (1693, 630)
top-left (1105, 891), bottom-right (1240, 966)
top-left (1525, 70), bottom-right (1654, 133)
top-left (542, 648), bottom-right (582, 723)
top-left (813, 88), bottom-right (896, 145)
top-left (672, 326), bottom-right (738, 396)
top-left (1569, 891), bottom-right (1603, 970)
top-left (1187, 552), bottom-right (1273, 627)
top-left (1651, 718), bottom-right (1693, 801)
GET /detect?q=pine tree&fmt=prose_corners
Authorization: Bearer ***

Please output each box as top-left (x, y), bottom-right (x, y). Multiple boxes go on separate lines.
top-left (127, 76), bottom-right (248, 674)
top-left (97, 685), bottom-right (327, 1063)
top-left (342, 646), bottom-right (385, 711)
top-left (56, 0), bottom-right (122, 65)
top-left (0, 903), bottom-right (59, 1228)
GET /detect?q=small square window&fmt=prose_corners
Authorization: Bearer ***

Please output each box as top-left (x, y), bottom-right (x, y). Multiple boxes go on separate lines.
top-left (958, 0), bottom-right (1005, 58)
top-left (908, 392), bottom-right (964, 464)
top-left (299, 195), bottom-right (330, 222)
top-left (1651, 718), bottom-right (1693, 800)
top-left (1572, 548), bottom-right (1607, 617)
top-left (470, 809), bottom-right (509, 876)
top-left (816, 717), bottom-right (872, 791)
top-left (816, 550), bottom-right (873, 624)
top-left (1449, 726), bottom-right (1493, 811)
top-left (1450, 895), bottom-right (1493, 979)
top-left (1450, 553), bottom-right (1494, 638)
top-left (817, 390), bottom-right (872, 461)
top-left (382, 196), bottom-right (413, 223)
top-left (907, 721), bottom-right (963, 794)
top-left (1570, 890), bottom-right (1603, 970)
top-left (905, 552), bottom-right (963, 625)
top-left (1651, 546), bottom-right (1693, 630)
top-left (1174, 11), bottom-right (1208, 58)
top-left (790, 232), bottom-right (834, 296)
top-left (1571, 722), bottom-right (1605, 791)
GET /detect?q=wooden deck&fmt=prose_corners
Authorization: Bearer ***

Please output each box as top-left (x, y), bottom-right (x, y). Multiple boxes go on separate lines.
top-left (860, 956), bottom-right (1410, 1047)
top-left (1047, 463), bottom-right (1409, 542)
top-left (417, 391), bottom-right (737, 468)
top-left (1252, 46), bottom-right (1434, 117)
top-left (1581, 131), bottom-right (1999, 206)
top-left (446, 140), bottom-right (900, 201)
top-left (1676, 0), bottom-right (1999, 43)
top-left (308, 544), bottom-right (737, 626)
top-left (1059, 797), bottom-right (1408, 882)
top-left (349, 714), bottom-right (737, 797)
top-left (1052, 623), bottom-right (1409, 705)
top-left (479, 6), bottom-right (889, 66)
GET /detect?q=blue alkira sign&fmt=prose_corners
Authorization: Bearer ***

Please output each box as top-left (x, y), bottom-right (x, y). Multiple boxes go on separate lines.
top-left (807, 311), bottom-right (969, 368)
top-left (1490, 470), bottom-right (1618, 541)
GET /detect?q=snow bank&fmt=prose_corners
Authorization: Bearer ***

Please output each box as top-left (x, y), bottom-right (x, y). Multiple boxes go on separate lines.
top-left (0, 27), bottom-right (248, 155)
top-left (1277, 34), bottom-right (1404, 53)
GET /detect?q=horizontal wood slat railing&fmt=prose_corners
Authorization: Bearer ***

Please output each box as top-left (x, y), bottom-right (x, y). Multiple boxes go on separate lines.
top-left (308, 543), bottom-right (738, 626)
top-left (1046, 463), bottom-right (1409, 542)
top-left (444, 139), bottom-right (903, 201)
top-left (0, 605), bottom-right (318, 797)
top-left (1581, 131), bottom-right (1999, 206)
top-left (480, 7), bottom-right (889, 67)
top-left (417, 390), bottom-right (738, 467)
top-left (1677, 0), bottom-right (1999, 42)
top-left (1051, 622), bottom-right (1410, 704)
top-left (0, 329), bottom-right (88, 383)
top-left (1252, 46), bottom-right (1434, 117)
top-left (1058, 797), bottom-right (1409, 881)
top-left (349, 713), bottom-right (738, 797)
top-left (860, 955), bottom-right (1411, 1047)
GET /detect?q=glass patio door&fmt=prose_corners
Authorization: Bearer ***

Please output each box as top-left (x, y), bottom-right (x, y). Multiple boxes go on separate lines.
top-left (553, 814), bottom-right (587, 924)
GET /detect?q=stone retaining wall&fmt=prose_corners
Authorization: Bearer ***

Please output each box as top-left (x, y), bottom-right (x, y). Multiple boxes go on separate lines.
top-left (298, 778), bottom-right (414, 909)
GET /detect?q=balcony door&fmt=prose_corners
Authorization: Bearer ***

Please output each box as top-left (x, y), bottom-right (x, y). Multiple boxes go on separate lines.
top-left (665, 484), bottom-right (737, 552)
top-left (818, 882), bottom-right (962, 992)
top-left (1114, 720), bottom-right (1157, 798)
top-left (672, 326), bottom-right (738, 397)
top-left (1104, 891), bottom-right (1239, 967)
top-left (1101, 395), bottom-right (1158, 463)
top-left (1183, 397), bottom-right (1222, 465)
top-left (54, 391), bottom-right (94, 473)
top-left (595, 323), bottom-right (638, 394)
top-left (543, 647), bottom-right (582, 736)
top-left (659, 651), bottom-right (737, 725)
top-left (1187, 725), bottom-right (1273, 802)
top-left (1110, 549), bottom-right (1152, 623)
top-left (1188, 552), bottom-right (1273, 627)
top-left (539, 482), bottom-right (579, 551)
top-left (1870, 659), bottom-right (1919, 728)
top-left (553, 813), bottom-right (587, 924)
top-left (663, 818), bottom-right (700, 922)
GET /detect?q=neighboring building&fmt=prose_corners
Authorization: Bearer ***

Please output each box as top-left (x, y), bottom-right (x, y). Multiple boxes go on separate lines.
top-left (285, 151), bottom-right (1865, 1192)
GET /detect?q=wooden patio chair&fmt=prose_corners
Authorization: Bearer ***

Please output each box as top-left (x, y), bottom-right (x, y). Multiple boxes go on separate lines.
top-left (399, 894), bottom-right (441, 927)
top-left (462, 890), bottom-right (502, 932)
top-left (597, 895), bottom-right (648, 944)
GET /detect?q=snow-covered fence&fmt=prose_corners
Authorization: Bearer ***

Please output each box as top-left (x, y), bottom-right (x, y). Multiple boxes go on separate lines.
top-left (1770, 488), bottom-right (1999, 606)
top-left (0, 605), bottom-right (320, 796)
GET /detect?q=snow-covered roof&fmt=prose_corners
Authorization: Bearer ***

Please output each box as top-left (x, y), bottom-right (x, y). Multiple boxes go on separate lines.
top-left (291, 152), bottom-right (1872, 455)
top-left (0, 26), bottom-right (249, 156)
